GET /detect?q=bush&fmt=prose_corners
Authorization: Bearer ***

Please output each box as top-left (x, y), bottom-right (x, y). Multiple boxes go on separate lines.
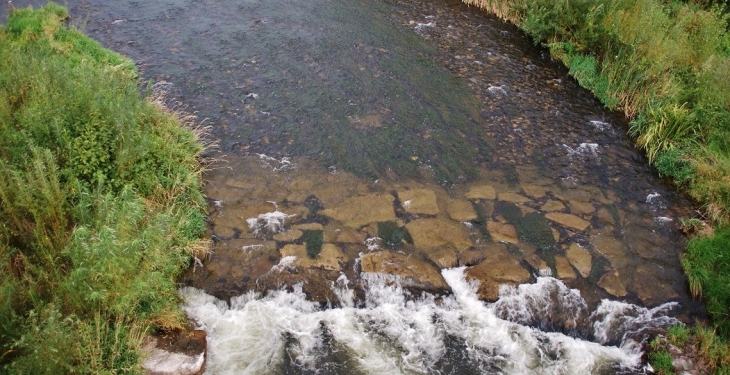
top-left (0, 4), bottom-right (208, 372)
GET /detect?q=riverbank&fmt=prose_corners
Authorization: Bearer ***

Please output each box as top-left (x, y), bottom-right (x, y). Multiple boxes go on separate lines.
top-left (0, 4), bottom-right (208, 372)
top-left (461, 0), bottom-right (730, 371)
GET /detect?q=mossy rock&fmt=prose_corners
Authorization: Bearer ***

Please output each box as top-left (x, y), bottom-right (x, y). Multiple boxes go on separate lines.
top-left (301, 230), bottom-right (324, 258)
top-left (378, 221), bottom-right (413, 247)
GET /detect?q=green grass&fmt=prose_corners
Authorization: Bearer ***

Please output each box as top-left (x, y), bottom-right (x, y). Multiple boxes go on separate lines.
top-left (649, 325), bottom-right (730, 374)
top-left (0, 4), bottom-right (208, 373)
top-left (683, 226), bottom-right (730, 336)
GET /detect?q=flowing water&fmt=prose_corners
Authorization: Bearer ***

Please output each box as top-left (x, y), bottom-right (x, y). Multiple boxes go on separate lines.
top-left (3, 0), bottom-right (707, 373)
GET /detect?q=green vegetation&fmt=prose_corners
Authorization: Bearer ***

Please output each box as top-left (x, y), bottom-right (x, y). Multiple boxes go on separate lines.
top-left (377, 221), bottom-right (413, 247)
top-left (683, 227), bottom-right (730, 336)
top-left (464, 0), bottom-right (730, 221)
top-left (650, 325), bottom-right (730, 374)
top-left (0, 4), bottom-right (208, 373)
top-left (460, 0), bottom-right (730, 371)
top-left (301, 230), bottom-right (324, 258)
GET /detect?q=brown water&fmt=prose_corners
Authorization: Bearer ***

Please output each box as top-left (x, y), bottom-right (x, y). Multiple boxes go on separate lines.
top-left (3, 0), bottom-right (706, 372)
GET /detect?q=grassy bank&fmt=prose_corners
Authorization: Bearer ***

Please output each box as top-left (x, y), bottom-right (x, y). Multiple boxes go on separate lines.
top-left (461, 0), bottom-right (730, 371)
top-left (0, 4), bottom-right (208, 373)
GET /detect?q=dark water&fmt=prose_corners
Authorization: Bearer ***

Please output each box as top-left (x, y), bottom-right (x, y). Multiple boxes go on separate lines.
top-left (3, 0), bottom-right (707, 372)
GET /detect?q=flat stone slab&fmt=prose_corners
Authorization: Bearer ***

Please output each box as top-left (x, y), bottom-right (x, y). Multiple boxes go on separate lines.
top-left (554, 256), bottom-right (576, 280)
top-left (466, 251), bottom-right (531, 301)
top-left (360, 251), bottom-right (450, 293)
top-left (566, 243), bottom-right (592, 277)
top-left (545, 213), bottom-right (590, 231)
top-left (406, 218), bottom-right (473, 251)
top-left (320, 194), bottom-right (395, 228)
top-left (568, 200), bottom-right (595, 215)
top-left (486, 221), bottom-right (519, 244)
top-left (522, 184), bottom-right (549, 199)
top-left (446, 199), bottom-right (478, 222)
top-left (399, 188), bottom-right (440, 215)
top-left (293, 223), bottom-right (325, 231)
top-left (498, 192), bottom-right (531, 204)
top-left (272, 229), bottom-right (303, 242)
top-left (465, 184), bottom-right (496, 200)
top-left (279, 244), bottom-right (347, 271)
top-left (541, 200), bottom-right (565, 212)
top-left (598, 270), bottom-right (628, 297)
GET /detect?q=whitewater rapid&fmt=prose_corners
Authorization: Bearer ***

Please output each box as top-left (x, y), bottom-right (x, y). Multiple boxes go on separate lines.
top-left (180, 268), bottom-right (678, 374)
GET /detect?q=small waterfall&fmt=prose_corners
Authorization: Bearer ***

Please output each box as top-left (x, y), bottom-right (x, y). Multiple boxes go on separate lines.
top-left (181, 268), bottom-right (678, 374)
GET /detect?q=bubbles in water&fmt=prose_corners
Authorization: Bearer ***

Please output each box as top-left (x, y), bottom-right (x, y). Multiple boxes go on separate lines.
top-left (589, 120), bottom-right (613, 133)
top-left (181, 268), bottom-right (679, 374)
top-left (646, 192), bottom-right (661, 203)
top-left (564, 143), bottom-right (600, 158)
top-left (256, 154), bottom-right (295, 172)
top-left (245, 208), bottom-right (296, 238)
top-left (488, 85), bottom-right (507, 95)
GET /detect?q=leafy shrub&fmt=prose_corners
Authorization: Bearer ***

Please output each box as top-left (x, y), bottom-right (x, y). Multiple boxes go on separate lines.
top-left (0, 4), bottom-right (208, 372)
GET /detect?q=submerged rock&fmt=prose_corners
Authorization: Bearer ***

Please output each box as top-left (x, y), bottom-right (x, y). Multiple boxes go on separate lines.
top-left (399, 188), bottom-right (440, 215)
top-left (406, 218), bottom-right (473, 251)
top-left (142, 330), bottom-right (206, 375)
top-left (320, 194), bottom-right (395, 228)
top-left (554, 256), bottom-right (576, 280)
top-left (446, 199), bottom-right (478, 222)
top-left (465, 184), bottom-right (496, 200)
top-left (486, 221), bottom-right (519, 244)
top-left (540, 200), bottom-right (565, 212)
top-left (360, 251), bottom-right (451, 294)
top-left (545, 212), bottom-right (590, 231)
top-left (279, 243), bottom-right (347, 272)
top-left (597, 269), bottom-right (628, 297)
top-left (565, 243), bottom-right (592, 278)
top-left (521, 184), bottom-right (549, 199)
top-left (465, 251), bottom-right (531, 301)
top-left (497, 192), bottom-right (531, 204)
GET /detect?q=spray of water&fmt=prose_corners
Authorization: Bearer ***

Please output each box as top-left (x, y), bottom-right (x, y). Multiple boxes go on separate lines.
top-left (181, 268), bottom-right (678, 374)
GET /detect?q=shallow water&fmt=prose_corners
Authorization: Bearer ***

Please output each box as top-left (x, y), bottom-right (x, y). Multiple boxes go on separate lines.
top-left (4, 0), bottom-right (707, 372)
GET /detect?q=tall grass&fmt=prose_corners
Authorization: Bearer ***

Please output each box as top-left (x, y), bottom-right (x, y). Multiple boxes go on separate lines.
top-left (0, 4), bottom-right (209, 372)
top-left (464, 0), bottom-right (730, 222)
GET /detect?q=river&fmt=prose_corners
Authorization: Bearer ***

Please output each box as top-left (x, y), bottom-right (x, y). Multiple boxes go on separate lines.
top-left (2, 0), bottom-right (706, 373)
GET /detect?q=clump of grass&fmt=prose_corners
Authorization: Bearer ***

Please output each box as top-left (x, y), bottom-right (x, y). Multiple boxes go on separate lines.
top-left (0, 3), bottom-right (208, 372)
top-left (682, 226), bottom-right (730, 336)
top-left (650, 325), bottom-right (730, 374)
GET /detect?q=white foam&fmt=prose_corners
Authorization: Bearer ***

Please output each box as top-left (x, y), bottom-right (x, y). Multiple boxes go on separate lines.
top-left (589, 120), bottom-right (612, 132)
top-left (564, 143), bottom-right (600, 158)
top-left (246, 210), bottom-right (296, 238)
top-left (415, 22), bottom-right (435, 30)
top-left (255, 153), bottom-right (294, 172)
top-left (180, 269), bottom-right (677, 374)
top-left (646, 192), bottom-right (661, 203)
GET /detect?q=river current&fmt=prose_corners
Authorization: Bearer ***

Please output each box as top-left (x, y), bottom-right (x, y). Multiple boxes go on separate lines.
top-left (2, 0), bottom-right (706, 373)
